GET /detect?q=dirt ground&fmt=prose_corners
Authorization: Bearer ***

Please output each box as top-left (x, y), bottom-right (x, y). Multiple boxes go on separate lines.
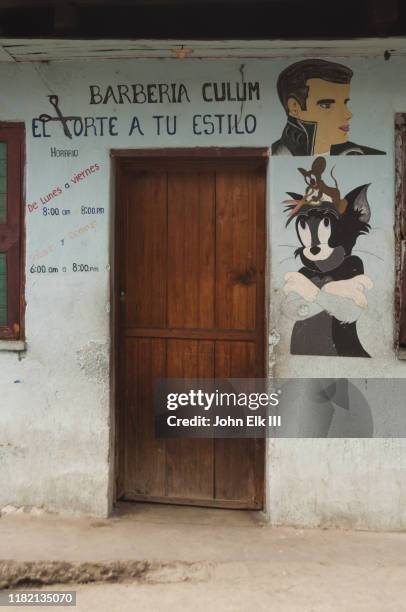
top-left (0, 503), bottom-right (405, 611)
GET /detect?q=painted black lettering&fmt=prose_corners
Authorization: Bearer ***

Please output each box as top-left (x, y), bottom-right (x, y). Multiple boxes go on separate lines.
top-left (147, 84), bottom-right (158, 103)
top-left (109, 117), bottom-right (118, 136)
top-left (214, 114), bottom-right (224, 132)
top-left (248, 82), bottom-right (260, 100)
top-left (226, 83), bottom-right (236, 102)
top-left (154, 115), bottom-right (163, 135)
top-left (118, 84), bottom-right (132, 104)
top-left (235, 82), bottom-right (246, 102)
top-left (193, 115), bottom-right (202, 135)
top-left (32, 119), bottom-right (40, 138)
top-left (171, 84), bottom-right (177, 102)
top-left (95, 117), bottom-right (108, 136)
top-left (129, 116), bottom-right (144, 136)
top-left (72, 119), bottom-right (84, 136)
top-left (178, 84), bottom-right (191, 103)
top-left (202, 83), bottom-right (212, 102)
top-left (234, 115), bottom-right (245, 134)
top-left (132, 84), bottom-right (146, 104)
top-left (104, 86), bottom-right (119, 104)
top-left (158, 83), bottom-right (170, 103)
top-left (89, 85), bottom-right (103, 104)
top-left (214, 83), bottom-right (226, 102)
top-left (166, 116), bottom-right (177, 135)
top-left (84, 117), bottom-right (96, 136)
top-left (245, 114), bottom-right (257, 133)
top-left (203, 115), bottom-right (214, 135)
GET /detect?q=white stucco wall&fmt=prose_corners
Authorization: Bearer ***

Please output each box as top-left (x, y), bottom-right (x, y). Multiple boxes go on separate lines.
top-left (0, 51), bottom-right (405, 525)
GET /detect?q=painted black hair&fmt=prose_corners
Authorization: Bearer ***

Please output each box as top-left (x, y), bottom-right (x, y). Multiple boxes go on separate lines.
top-left (277, 59), bottom-right (353, 114)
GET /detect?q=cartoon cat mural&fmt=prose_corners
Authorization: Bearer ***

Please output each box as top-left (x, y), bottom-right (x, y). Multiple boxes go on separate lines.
top-left (282, 157), bottom-right (373, 357)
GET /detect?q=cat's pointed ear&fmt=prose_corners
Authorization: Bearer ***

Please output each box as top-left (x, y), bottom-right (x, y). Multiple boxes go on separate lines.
top-left (297, 168), bottom-right (307, 177)
top-left (344, 184), bottom-right (371, 223)
top-left (286, 192), bottom-right (303, 201)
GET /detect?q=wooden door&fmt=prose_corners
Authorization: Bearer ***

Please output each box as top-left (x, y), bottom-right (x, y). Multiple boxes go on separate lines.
top-left (115, 151), bottom-right (267, 509)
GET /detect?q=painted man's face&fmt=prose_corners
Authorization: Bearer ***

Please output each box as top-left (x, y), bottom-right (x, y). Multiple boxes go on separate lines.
top-left (288, 78), bottom-right (353, 150)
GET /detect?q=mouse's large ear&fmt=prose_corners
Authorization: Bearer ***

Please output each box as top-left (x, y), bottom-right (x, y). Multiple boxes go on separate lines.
top-left (311, 156), bottom-right (326, 176)
top-left (344, 184), bottom-right (371, 223)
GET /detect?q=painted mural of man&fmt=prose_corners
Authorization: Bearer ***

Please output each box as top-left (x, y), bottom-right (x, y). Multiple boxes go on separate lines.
top-left (272, 59), bottom-right (385, 156)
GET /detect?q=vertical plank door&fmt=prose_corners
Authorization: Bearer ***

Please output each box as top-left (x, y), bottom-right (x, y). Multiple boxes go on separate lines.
top-left (116, 153), bottom-right (266, 509)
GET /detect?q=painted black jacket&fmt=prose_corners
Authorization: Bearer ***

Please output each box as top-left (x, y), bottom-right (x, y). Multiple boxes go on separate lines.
top-left (272, 117), bottom-right (385, 156)
top-left (290, 255), bottom-right (371, 358)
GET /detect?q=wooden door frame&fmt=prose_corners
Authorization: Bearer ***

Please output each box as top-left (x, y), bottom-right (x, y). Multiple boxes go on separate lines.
top-left (110, 147), bottom-right (270, 512)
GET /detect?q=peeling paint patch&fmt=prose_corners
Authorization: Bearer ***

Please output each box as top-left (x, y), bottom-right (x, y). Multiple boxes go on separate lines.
top-left (76, 342), bottom-right (109, 384)
top-left (268, 329), bottom-right (281, 376)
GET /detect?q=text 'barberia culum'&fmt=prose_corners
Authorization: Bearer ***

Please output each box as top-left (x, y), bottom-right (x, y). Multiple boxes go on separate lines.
top-left (89, 81), bottom-right (261, 105)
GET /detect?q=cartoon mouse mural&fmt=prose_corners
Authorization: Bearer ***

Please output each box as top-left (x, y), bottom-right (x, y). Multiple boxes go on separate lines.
top-left (282, 157), bottom-right (373, 357)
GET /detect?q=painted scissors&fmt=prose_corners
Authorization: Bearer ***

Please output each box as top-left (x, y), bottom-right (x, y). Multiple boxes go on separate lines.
top-left (38, 95), bottom-right (81, 139)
